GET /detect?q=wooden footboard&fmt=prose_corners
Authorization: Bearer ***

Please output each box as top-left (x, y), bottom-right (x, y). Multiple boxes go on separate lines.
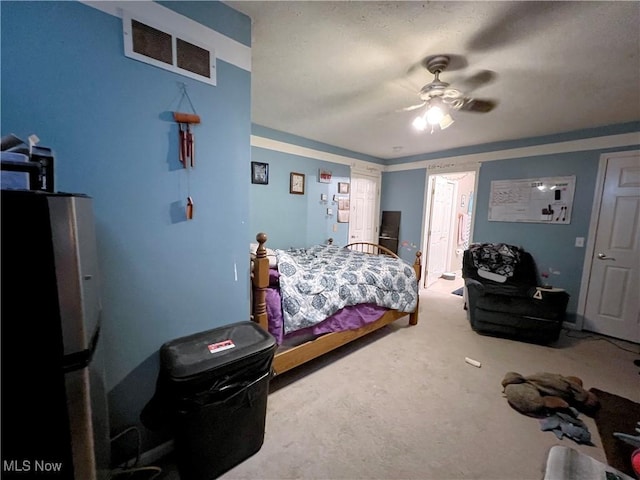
top-left (251, 233), bottom-right (422, 375)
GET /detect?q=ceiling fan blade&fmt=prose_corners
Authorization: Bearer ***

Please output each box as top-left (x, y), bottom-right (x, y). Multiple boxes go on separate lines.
top-left (459, 98), bottom-right (497, 113)
top-left (466, 2), bottom-right (575, 52)
top-left (457, 70), bottom-right (497, 92)
top-left (397, 101), bottom-right (426, 112)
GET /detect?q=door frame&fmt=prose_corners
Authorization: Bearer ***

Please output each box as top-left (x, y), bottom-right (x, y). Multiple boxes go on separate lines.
top-left (576, 149), bottom-right (640, 331)
top-left (424, 175), bottom-right (458, 288)
top-left (420, 163), bottom-right (480, 289)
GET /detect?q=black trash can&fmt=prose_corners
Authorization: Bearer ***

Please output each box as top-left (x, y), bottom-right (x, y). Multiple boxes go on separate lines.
top-left (155, 321), bottom-right (276, 480)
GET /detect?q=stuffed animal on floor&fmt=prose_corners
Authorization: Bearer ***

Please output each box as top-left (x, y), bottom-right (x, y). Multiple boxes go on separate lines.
top-left (501, 372), bottom-right (600, 416)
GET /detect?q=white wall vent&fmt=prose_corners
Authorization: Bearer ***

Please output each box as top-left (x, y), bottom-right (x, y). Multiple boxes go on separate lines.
top-left (123, 11), bottom-right (216, 86)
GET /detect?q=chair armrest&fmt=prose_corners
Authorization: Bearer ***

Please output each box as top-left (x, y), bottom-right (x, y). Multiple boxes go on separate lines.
top-left (464, 278), bottom-right (484, 291)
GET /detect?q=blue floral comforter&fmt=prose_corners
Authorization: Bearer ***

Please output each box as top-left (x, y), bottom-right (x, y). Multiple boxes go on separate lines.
top-left (276, 245), bottom-right (418, 334)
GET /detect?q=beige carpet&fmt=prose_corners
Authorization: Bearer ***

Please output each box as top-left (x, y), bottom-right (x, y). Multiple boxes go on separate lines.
top-left (158, 286), bottom-right (640, 480)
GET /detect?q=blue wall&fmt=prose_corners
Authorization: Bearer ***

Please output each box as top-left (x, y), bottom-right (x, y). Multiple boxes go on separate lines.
top-left (1, 0), bottom-right (251, 455)
top-left (253, 122), bottom-right (639, 323)
top-left (249, 126), bottom-right (380, 249)
top-left (472, 152), bottom-right (599, 319)
top-left (380, 169), bottom-right (426, 264)
top-left (249, 147), bottom-right (351, 248)
top-left (381, 125), bottom-right (640, 322)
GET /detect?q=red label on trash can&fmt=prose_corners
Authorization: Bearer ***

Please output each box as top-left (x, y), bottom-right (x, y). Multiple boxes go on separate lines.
top-left (208, 339), bottom-right (235, 354)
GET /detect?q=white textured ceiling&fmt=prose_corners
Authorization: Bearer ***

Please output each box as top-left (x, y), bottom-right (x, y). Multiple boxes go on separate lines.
top-left (226, 1), bottom-right (640, 160)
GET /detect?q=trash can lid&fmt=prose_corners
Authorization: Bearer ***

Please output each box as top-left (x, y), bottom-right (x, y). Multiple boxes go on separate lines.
top-left (160, 321), bottom-right (276, 379)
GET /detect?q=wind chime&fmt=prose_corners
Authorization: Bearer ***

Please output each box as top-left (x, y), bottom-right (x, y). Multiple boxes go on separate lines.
top-left (173, 84), bottom-right (200, 220)
top-left (174, 111), bottom-right (199, 168)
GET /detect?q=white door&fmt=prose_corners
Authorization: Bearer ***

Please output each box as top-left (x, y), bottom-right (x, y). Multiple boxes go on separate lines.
top-left (425, 176), bottom-right (455, 287)
top-left (583, 151), bottom-right (640, 342)
top-left (348, 173), bottom-right (379, 244)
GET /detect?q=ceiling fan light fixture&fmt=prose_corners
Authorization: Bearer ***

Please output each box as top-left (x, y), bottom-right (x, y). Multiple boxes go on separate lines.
top-left (412, 104), bottom-right (454, 132)
top-left (439, 113), bottom-right (454, 130)
top-left (426, 105), bottom-right (445, 125)
top-left (407, 54), bottom-right (496, 135)
top-left (412, 115), bottom-right (427, 131)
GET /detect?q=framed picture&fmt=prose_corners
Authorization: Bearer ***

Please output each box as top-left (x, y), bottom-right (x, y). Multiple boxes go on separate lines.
top-left (338, 182), bottom-right (350, 194)
top-left (290, 172), bottom-right (305, 194)
top-left (251, 162), bottom-right (269, 185)
top-left (319, 169), bottom-right (332, 183)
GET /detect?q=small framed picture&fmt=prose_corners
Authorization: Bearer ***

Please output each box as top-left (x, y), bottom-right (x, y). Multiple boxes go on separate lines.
top-left (338, 198), bottom-right (350, 210)
top-left (251, 162), bottom-right (269, 185)
top-left (290, 172), bottom-right (305, 195)
top-left (319, 169), bottom-right (332, 183)
top-left (338, 182), bottom-right (350, 194)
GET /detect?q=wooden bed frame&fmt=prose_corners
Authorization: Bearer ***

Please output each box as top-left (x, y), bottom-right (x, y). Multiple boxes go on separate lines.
top-left (251, 232), bottom-right (422, 375)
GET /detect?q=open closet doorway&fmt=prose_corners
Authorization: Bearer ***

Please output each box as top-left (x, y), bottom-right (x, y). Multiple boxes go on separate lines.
top-left (422, 169), bottom-right (477, 290)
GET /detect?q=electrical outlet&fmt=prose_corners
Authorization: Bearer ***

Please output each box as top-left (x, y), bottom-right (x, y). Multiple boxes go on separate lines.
top-left (575, 237), bottom-right (585, 247)
top-left (333, 224), bottom-right (338, 232)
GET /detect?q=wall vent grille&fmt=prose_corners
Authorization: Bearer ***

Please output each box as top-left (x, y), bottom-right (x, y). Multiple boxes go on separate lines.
top-left (123, 12), bottom-right (216, 86)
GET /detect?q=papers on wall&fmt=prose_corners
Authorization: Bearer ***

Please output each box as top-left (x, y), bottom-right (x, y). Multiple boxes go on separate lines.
top-left (488, 176), bottom-right (576, 224)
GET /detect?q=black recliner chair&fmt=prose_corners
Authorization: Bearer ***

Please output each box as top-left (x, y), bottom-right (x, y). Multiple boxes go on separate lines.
top-left (462, 243), bottom-right (569, 344)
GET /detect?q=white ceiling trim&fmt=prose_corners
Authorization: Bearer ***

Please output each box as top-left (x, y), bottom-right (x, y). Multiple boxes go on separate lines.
top-left (385, 132), bottom-right (640, 173)
top-left (251, 135), bottom-right (384, 173)
top-left (253, 132), bottom-right (640, 174)
top-left (81, 0), bottom-right (251, 72)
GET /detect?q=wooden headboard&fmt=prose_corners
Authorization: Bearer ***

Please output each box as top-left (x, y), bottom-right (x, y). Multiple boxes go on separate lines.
top-left (344, 241), bottom-right (399, 257)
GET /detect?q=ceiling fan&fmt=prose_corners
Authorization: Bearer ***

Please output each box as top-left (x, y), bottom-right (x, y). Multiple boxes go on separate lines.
top-left (404, 55), bottom-right (497, 132)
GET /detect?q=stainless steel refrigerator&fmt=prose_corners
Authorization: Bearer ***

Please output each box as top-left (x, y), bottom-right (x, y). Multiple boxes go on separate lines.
top-left (1, 189), bottom-right (110, 479)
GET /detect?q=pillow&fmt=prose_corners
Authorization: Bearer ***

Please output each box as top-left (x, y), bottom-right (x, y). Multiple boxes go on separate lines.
top-left (250, 243), bottom-right (278, 268)
top-left (477, 269), bottom-right (507, 283)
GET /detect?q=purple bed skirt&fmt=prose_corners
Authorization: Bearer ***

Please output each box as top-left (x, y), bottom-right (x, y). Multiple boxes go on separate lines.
top-left (265, 268), bottom-right (389, 345)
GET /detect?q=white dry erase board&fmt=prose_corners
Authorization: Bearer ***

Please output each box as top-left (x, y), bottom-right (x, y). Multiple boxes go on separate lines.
top-left (488, 176), bottom-right (576, 224)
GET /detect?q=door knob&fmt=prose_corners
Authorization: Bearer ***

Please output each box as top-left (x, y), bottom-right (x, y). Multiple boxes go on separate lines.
top-left (597, 253), bottom-right (616, 260)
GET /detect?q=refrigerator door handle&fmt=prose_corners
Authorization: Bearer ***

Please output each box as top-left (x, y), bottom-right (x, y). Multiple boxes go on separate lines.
top-left (63, 325), bottom-right (100, 373)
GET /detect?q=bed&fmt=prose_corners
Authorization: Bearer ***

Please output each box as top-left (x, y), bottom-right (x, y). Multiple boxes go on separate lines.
top-left (251, 232), bottom-right (422, 375)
